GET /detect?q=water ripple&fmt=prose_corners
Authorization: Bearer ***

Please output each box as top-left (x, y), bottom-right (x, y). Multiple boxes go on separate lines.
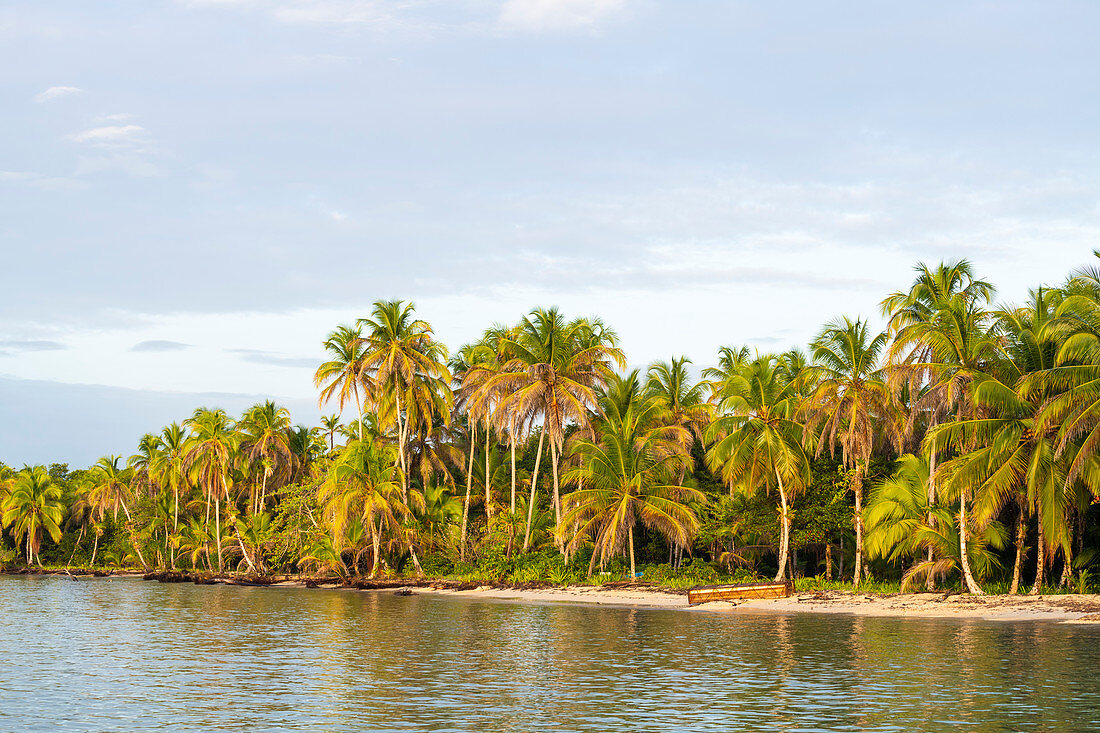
top-left (2, 575), bottom-right (1099, 732)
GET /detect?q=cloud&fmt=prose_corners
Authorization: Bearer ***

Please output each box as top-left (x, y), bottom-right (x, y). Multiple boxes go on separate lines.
top-left (498, 0), bottom-right (627, 31)
top-left (180, 0), bottom-right (626, 34)
top-left (33, 85), bottom-right (82, 103)
top-left (130, 340), bottom-right (193, 352)
top-left (0, 340), bottom-right (67, 352)
top-left (228, 348), bottom-right (317, 368)
top-left (68, 124), bottom-right (146, 147)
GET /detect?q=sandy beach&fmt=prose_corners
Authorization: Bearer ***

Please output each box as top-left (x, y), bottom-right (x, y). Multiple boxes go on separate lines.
top-left (406, 583), bottom-right (1100, 623)
top-left (18, 570), bottom-right (1100, 622)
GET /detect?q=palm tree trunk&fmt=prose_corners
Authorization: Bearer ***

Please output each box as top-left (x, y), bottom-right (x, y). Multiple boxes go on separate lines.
top-left (407, 541), bottom-right (424, 578)
top-left (91, 530), bottom-right (100, 567)
top-left (171, 484), bottom-right (179, 571)
top-left (461, 424), bottom-right (476, 561)
top-left (68, 525), bottom-right (86, 566)
top-left (774, 467), bottom-right (790, 583)
top-left (215, 497), bottom-right (223, 572)
top-left (925, 433), bottom-right (938, 590)
top-left (370, 517), bottom-right (381, 578)
top-left (853, 463), bottom-right (864, 587)
top-left (394, 387), bottom-right (409, 502)
top-left (523, 431), bottom-right (546, 551)
top-left (628, 525), bottom-right (636, 581)
top-left (958, 491), bottom-right (983, 594)
top-left (510, 427), bottom-right (517, 515)
top-left (484, 426), bottom-right (492, 520)
top-left (234, 525), bottom-right (257, 574)
top-left (120, 499), bottom-right (149, 570)
top-left (1010, 500), bottom-right (1027, 594)
top-left (1059, 546), bottom-right (1073, 588)
top-left (259, 470), bottom-right (269, 514)
top-left (1025, 537), bottom-right (1042, 594)
top-left (1031, 508), bottom-right (1045, 595)
top-left (353, 381), bottom-right (365, 442)
top-left (550, 439), bottom-right (562, 536)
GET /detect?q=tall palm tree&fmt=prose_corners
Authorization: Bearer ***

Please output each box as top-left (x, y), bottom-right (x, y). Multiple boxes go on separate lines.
top-left (315, 325), bottom-right (370, 441)
top-left (803, 316), bottom-right (896, 585)
top-left (495, 308), bottom-right (626, 550)
top-left (359, 299), bottom-right (452, 502)
top-left (150, 423), bottom-right (188, 570)
top-left (881, 262), bottom-right (999, 594)
top-left (240, 400), bottom-right (294, 514)
top-left (706, 355), bottom-right (811, 582)
top-left (184, 408), bottom-right (238, 572)
top-left (561, 371), bottom-right (700, 577)
top-left (2, 467), bottom-right (64, 566)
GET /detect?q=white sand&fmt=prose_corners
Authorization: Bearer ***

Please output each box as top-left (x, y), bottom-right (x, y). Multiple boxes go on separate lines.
top-left (413, 584), bottom-right (1100, 622)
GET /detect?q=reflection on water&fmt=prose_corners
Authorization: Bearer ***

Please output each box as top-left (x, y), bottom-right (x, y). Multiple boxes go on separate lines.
top-left (2, 575), bottom-right (1099, 732)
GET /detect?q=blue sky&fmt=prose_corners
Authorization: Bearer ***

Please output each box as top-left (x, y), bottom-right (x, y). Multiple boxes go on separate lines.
top-left (2, 0), bottom-right (1099, 466)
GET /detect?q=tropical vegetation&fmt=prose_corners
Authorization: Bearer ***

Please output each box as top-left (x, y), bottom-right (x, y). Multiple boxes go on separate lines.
top-left (6, 261), bottom-right (1100, 596)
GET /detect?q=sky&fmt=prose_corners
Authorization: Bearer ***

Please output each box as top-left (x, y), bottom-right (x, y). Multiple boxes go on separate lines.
top-left (2, 0), bottom-right (1099, 466)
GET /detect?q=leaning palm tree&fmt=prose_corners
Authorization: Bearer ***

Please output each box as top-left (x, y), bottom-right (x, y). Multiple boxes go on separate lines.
top-left (319, 439), bottom-right (424, 577)
top-left (863, 454), bottom-right (1007, 590)
top-left (89, 455), bottom-right (149, 569)
top-left (803, 316), bottom-right (897, 586)
top-left (2, 467), bottom-right (64, 566)
top-left (561, 371), bottom-right (701, 578)
top-left (184, 408), bottom-right (238, 572)
top-left (315, 324), bottom-right (370, 441)
top-left (494, 308), bottom-right (626, 550)
top-left (706, 355), bottom-right (811, 582)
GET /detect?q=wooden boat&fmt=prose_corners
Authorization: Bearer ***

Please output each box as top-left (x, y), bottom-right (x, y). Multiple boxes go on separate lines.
top-left (687, 580), bottom-right (795, 605)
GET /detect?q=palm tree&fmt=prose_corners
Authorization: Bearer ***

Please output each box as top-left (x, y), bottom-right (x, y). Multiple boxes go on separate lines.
top-left (315, 325), bottom-right (370, 441)
top-left (864, 454), bottom-right (1007, 590)
top-left (319, 439), bottom-right (422, 577)
top-left (881, 260), bottom-right (997, 592)
top-left (184, 408), bottom-right (238, 572)
top-left (646, 356), bottom-right (713, 447)
top-left (240, 400), bottom-right (294, 514)
top-left (706, 355), bottom-right (811, 582)
top-left (803, 316), bottom-right (896, 585)
top-left (880, 262), bottom-right (999, 594)
top-left (562, 371), bottom-right (701, 577)
top-left (150, 423), bottom-right (187, 570)
top-left (495, 308), bottom-right (625, 550)
top-left (359, 300), bottom-right (452, 502)
top-left (89, 455), bottom-right (149, 569)
top-left (233, 512), bottom-right (271, 574)
top-left (2, 467), bottom-right (64, 565)
top-left (320, 414), bottom-right (341, 453)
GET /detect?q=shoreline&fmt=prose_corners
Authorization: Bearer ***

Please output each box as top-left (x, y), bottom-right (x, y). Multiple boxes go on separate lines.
top-left (9, 568), bottom-right (1100, 622)
top-left (406, 585), bottom-right (1100, 623)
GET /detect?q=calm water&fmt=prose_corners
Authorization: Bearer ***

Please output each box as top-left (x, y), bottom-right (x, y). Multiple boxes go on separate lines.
top-left (2, 576), bottom-right (1099, 732)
